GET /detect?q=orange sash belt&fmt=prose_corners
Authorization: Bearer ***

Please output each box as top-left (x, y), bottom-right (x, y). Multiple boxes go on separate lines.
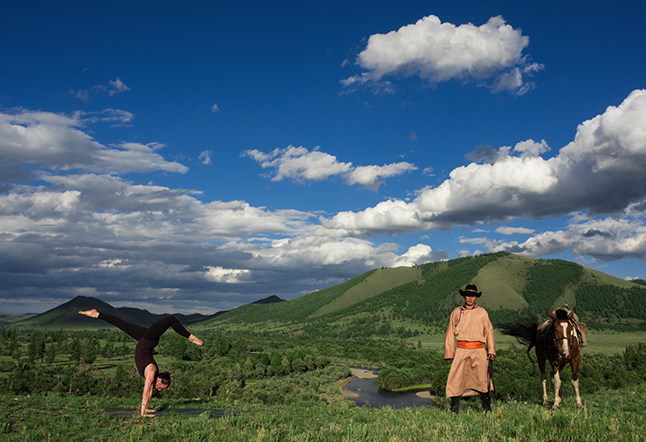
top-left (457, 341), bottom-right (484, 349)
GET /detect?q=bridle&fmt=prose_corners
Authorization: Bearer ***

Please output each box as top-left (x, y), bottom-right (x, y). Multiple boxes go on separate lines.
top-left (549, 319), bottom-right (576, 362)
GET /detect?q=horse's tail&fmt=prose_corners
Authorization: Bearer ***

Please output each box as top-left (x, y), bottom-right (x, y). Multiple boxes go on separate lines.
top-left (498, 318), bottom-right (540, 374)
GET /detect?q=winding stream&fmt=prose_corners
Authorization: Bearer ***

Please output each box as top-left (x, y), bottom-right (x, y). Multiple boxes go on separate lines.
top-left (342, 368), bottom-right (435, 409)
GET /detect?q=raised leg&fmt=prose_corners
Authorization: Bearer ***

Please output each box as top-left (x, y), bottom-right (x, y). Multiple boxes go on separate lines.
top-left (79, 310), bottom-right (145, 341)
top-left (143, 315), bottom-right (202, 345)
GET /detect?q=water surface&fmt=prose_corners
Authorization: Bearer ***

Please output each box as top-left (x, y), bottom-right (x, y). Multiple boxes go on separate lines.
top-left (344, 376), bottom-right (434, 409)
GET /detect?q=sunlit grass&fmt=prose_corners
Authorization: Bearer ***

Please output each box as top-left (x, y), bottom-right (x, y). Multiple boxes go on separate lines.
top-left (2, 384), bottom-right (646, 441)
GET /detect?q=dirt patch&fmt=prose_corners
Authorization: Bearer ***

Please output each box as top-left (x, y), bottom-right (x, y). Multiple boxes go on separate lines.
top-left (338, 378), bottom-right (359, 399)
top-left (349, 367), bottom-right (377, 379)
top-left (415, 391), bottom-right (435, 400)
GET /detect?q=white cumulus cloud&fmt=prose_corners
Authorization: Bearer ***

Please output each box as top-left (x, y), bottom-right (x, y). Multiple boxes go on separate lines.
top-left (0, 109), bottom-right (187, 174)
top-left (492, 214), bottom-right (646, 261)
top-left (204, 266), bottom-right (250, 283)
top-left (323, 89), bottom-right (646, 236)
top-left (342, 15), bottom-right (543, 95)
top-left (243, 145), bottom-right (416, 191)
top-left (243, 146), bottom-right (351, 182)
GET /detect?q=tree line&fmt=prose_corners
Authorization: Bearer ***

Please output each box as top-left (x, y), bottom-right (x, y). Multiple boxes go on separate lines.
top-left (3, 328), bottom-right (646, 408)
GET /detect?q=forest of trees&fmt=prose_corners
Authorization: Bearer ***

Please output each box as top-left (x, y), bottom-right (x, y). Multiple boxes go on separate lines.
top-left (2, 326), bottom-right (646, 406)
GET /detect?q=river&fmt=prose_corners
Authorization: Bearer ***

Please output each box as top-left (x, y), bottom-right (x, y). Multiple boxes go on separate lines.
top-left (341, 367), bottom-right (435, 409)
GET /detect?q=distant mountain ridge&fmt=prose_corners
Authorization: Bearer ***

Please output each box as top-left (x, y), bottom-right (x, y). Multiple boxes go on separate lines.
top-left (7, 293), bottom-right (286, 330)
top-left (9, 296), bottom-right (222, 329)
top-left (5, 253), bottom-right (644, 335)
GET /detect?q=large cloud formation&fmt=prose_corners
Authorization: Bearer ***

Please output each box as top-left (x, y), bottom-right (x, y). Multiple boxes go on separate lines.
top-left (324, 90), bottom-right (646, 258)
top-left (2, 90), bottom-right (645, 314)
top-left (0, 111), bottom-right (437, 313)
top-left (342, 15), bottom-right (543, 94)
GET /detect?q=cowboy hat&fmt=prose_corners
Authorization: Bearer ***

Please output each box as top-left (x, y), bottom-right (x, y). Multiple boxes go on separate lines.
top-left (459, 284), bottom-right (482, 298)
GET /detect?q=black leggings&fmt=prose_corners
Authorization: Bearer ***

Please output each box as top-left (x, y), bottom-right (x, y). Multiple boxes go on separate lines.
top-left (97, 313), bottom-right (191, 341)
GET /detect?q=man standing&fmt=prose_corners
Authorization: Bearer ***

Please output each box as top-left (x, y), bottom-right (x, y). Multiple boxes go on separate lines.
top-left (444, 284), bottom-right (496, 413)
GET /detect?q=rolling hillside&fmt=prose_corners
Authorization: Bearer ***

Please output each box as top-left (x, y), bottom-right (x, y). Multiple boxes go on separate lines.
top-left (0, 313), bottom-right (30, 325)
top-left (197, 252), bottom-right (646, 336)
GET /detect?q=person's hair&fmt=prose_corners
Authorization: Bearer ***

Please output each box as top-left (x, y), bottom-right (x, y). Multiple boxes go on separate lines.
top-left (158, 371), bottom-right (171, 387)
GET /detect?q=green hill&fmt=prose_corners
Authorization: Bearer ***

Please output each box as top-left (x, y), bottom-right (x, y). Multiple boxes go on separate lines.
top-left (198, 252), bottom-right (646, 336)
top-left (0, 313), bottom-right (30, 325)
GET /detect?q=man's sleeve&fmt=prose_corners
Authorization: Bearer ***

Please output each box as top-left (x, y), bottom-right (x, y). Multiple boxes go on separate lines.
top-left (484, 311), bottom-right (496, 356)
top-left (444, 309), bottom-right (457, 360)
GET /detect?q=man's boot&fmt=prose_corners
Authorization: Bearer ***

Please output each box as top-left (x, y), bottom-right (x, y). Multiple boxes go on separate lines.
top-left (480, 392), bottom-right (491, 412)
top-left (450, 396), bottom-right (460, 414)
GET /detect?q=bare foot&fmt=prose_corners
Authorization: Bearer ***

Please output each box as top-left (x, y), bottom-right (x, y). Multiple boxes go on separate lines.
top-left (78, 309), bottom-right (99, 318)
top-left (188, 334), bottom-right (203, 346)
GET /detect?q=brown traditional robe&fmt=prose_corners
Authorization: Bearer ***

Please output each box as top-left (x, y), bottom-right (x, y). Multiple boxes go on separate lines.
top-left (444, 304), bottom-right (496, 397)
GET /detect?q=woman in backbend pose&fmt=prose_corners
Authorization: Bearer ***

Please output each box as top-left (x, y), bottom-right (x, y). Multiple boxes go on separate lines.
top-left (78, 309), bottom-right (203, 416)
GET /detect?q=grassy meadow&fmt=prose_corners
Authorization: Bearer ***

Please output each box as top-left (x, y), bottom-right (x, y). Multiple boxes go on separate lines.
top-left (2, 328), bottom-right (646, 441)
top-left (2, 385), bottom-right (646, 441)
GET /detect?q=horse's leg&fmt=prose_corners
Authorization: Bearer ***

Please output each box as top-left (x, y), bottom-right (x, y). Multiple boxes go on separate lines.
top-left (552, 366), bottom-right (562, 410)
top-left (572, 358), bottom-right (583, 409)
top-left (538, 355), bottom-right (549, 406)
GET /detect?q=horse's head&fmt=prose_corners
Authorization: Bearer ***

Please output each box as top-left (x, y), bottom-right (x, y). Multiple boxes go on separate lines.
top-left (547, 308), bottom-right (576, 360)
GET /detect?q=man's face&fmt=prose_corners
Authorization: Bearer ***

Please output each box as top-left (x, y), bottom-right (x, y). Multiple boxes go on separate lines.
top-left (464, 295), bottom-right (477, 307)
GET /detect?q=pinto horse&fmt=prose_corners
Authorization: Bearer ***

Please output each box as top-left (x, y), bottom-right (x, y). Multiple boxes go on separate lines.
top-left (499, 307), bottom-right (583, 410)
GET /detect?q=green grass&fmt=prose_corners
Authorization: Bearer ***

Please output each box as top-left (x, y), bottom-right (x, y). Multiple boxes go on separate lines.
top-left (0, 314), bottom-right (29, 326)
top-left (2, 385), bottom-right (646, 441)
top-left (311, 267), bottom-right (422, 317)
top-left (471, 254), bottom-right (532, 311)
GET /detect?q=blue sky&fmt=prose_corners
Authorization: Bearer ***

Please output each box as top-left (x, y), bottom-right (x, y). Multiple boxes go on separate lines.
top-left (1, 1), bottom-right (645, 315)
